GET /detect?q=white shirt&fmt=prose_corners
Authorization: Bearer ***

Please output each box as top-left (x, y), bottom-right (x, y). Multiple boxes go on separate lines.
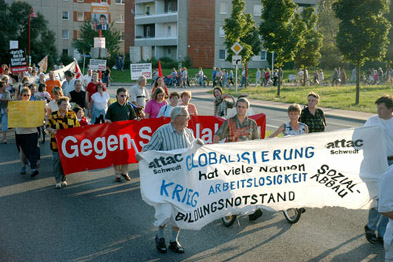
top-left (83, 74), bottom-right (92, 87)
top-left (129, 84), bottom-right (150, 107)
top-left (364, 115), bottom-right (393, 156)
top-left (62, 78), bottom-right (76, 96)
top-left (91, 91), bottom-right (110, 111)
top-left (48, 100), bottom-right (58, 113)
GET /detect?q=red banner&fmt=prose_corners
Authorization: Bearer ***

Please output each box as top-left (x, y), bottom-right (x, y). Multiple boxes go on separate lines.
top-left (56, 114), bottom-right (266, 175)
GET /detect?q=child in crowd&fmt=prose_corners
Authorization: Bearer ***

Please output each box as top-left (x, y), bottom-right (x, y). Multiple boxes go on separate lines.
top-left (269, 104), bottom-right (309, 138)
top-left (73, 106), bottom-right (89, 127)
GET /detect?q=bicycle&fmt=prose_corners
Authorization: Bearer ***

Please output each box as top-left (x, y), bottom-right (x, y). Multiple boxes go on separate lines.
top-left (222, 207), bottom-right (305, 227)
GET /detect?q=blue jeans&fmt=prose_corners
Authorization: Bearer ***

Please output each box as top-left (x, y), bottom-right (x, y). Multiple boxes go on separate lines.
top-left (1, 112), bottom-right (8, 131)
top-left (91, 107), bottom-right (106, 124)
top-left (367, 160), bottom-right (393, 237)
top-left (198, 75), bottom-right (204, 86)
top-left (52, 151), bottom-right (66, 183)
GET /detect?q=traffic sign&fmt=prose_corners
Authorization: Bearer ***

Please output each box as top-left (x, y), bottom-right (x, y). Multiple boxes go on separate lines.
top-left (231, 42), bottom-right (243, 55)
top-left (232, 55), bottom-right (242, 66)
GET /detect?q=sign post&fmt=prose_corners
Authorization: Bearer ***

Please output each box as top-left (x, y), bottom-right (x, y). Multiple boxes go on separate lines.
top-left (231, 42), bottom-right (243, 96)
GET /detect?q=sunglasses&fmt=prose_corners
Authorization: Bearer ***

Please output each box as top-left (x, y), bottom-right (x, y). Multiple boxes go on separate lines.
top-left (119, 95), bottom-right (127, 98)
top-left (22, 94), bottom-right (31, 97)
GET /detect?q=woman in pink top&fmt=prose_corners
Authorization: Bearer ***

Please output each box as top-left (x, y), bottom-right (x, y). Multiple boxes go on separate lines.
top-left (180, 91), bottom-right (198, 116)
top-left (144, 87), bottom-right (167, 118)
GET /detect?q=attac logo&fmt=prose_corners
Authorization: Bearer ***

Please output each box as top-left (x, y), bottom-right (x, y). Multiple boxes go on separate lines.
top-left (325, 139), bottom-right (363, 155)
top-left (148, 154), bottom-right (183, 169)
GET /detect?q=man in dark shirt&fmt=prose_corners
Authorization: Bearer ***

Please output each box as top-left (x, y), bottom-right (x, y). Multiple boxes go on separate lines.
top-left (68, 80), bottom-right (86, 109)
top-left (105, 87), bottom-right (136, 182)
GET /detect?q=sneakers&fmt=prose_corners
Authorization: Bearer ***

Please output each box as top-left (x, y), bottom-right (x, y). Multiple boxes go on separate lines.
top-left (169, 241), bottom-right (185, 254)
top-left (56, 183), bottom-right (61, 189)
top-left (61, 181), bottom-right (67, 186)
top-left (365, 225), bottom-right (378, 244)
top-left (121, 173), bottom-right (131, 181)
top-left (155, 236), bottom-right (167, 253)
top-left (249, 209), bottom-right (263, 221)
top-left (20, 167), bottom-right (26, 175)
top-left (115, 177), bottom-right (121, 182)
top-left (30, 170), bottom-right (39, 178)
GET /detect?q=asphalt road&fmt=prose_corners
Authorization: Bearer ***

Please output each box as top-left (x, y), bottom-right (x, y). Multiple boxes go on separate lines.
top-left (0, 86), bottom-right (384, 262)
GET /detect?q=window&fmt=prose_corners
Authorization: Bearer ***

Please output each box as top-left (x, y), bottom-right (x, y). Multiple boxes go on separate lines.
top-left (220, 3), bottom-right (227, 14)
top-left (100, 0), bottom-right (108, 3)
top-left (76, 30), bottom-right (82, 40)
top-left (117, 14), bottom-right (124, 23)
top-left (168, 2), bottom-right (172, 12)
top-left (77, 12), bottom-right (84, 22)
top-left (219, 49), bottom-right (226, 60)
top-left (260, 50), bottom-right (267, 61)
top-left (254, 5), bottom-right (262, 17)
top-left (119, 32), bottom-right (124, 41)
top-left (62, 11), bottom-right (69, 20)
top-left (62, 30), bottom-right (69, 39)
top-left (219, 26), bottom-right (225, 37)
top-left (146, 6), bottom-right (150, 15)
top-left (167, 49), bottom-right (171, 55)
top-left (115, 0), bottom-right (125, 4)
top-left (62, 49), bottom-right (69, 55)
top-left (168, 26), bottom-right (171, 36)
top-left (77, 0), bottom-right (84, 2)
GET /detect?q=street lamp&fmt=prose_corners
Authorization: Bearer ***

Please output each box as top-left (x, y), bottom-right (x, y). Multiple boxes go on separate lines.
top-left (28, 7), bottom-right (36, 66)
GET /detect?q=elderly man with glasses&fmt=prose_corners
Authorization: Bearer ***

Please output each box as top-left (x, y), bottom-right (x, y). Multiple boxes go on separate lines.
top-left (136, 106), bottom-right (203, 255)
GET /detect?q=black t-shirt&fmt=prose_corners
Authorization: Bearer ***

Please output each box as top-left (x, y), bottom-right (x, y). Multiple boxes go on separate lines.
top-left (69, 90), bottom-right (86, 108)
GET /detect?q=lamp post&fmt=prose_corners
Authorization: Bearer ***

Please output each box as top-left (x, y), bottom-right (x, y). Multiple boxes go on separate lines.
top-left (28, 7), bottom-right (36, 66)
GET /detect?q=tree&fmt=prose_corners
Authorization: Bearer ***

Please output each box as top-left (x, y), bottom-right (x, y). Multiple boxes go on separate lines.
top-left (260, 0), bottom-right (305, 96)
top-left (294, 7), bottom-right (323, 86)
top-left (384, 0), bottom-right (393, 68)
top-left (73, 20), bottom-right (121, 58)
top-left (223, 0), bottom-right (261, 88)
top-left (333, 0), bottom-right (390, 104)
top-left (317, 0), bottom-right (342, 69)
top-left (0, 0), bottom-right (57, 69)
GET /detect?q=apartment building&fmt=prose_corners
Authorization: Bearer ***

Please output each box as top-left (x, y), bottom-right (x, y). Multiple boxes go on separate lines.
top-left (125, 0), bottom-right (318, 69)
top-left (6, 0), bottom-right (126, 58)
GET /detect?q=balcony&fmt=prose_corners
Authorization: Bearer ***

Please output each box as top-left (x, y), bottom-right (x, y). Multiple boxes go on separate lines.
top-left (135, 12), bottom-right (177, 25)
top-left (134, 36), bottom-right (177, 47)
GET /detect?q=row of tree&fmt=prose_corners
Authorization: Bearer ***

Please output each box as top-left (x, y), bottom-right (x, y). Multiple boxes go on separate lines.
top-left (223, 0), bottom-right (393, 104)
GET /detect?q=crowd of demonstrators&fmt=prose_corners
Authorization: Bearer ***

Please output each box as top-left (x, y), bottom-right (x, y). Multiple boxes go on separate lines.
top-left (198, 67), bottom-right (205, 86)
top-left (270, 104), bottom-right (309, 138)
top-left (86, 72), bottom-right (103, 103)
top-left (145, 87), bottom-right (167, 119)
top-left (129, 76), bottom-right (150, 118)
top-left (46, 96), bottom-right (80, 189)
top-left (73, 106), bottom-right (88, 127)
top-left (364, 95), bottom-right (393, 248)
top-left (299, 92), bottom-right (326, 133)
top-left (16, 87), bottom-right (41, 177)
top-left (213, 97), bottom-right (262, 220)
top-left (136, 106), bottom-right (204, 254)
top-left (62, 71), bottom-right (76, 96)
top-left (90, 83), bottom-right (110, 124)
top-left (102, 66), bottom-right (111, 88)
top-left (45, 71), bottom-right (61, 98)
top-left (83, 69), bottom-right (93, 87)
top-left (105, 87), bottom-right (136, 182)
top-left (47, 87), bottom-right (63, 117)
top-left (213, 86), bottom-right (235, 118)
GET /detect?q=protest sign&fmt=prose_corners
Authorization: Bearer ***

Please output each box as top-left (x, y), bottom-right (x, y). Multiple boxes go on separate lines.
top-left (138, 126), bottom-right (388, 230)
top-left (9, 49), bottom-right (27, 73)
top-left (8, 101), bottom-right (45, 128)
top-left (56, 114), bottom-right (266, 174)
top-left (130, 63), bottom-right (152, 80)
top-left (90, 59), bottom-right (106, 71)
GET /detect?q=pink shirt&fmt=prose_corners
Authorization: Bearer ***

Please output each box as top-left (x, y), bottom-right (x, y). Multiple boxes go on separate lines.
top-left (145, 99), bottom-right (168, 118)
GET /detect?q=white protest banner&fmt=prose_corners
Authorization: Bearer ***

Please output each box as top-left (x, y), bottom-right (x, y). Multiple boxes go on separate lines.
top-left (130, 63), bottom-right (152, 80)
top-left (139, 126), bottom-right (388, 230)
top-left (89, 59), bottom-right (106, 71)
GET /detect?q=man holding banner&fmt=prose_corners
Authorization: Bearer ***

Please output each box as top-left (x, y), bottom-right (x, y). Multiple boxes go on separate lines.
top-left (136, 106), bottom-right (203, 254)
top-left (105, 87), bottom-right (136, 182)
top-left (364, 95), bottom-right (393, 244)
top-left (213, 97), bottom-right (262, 220)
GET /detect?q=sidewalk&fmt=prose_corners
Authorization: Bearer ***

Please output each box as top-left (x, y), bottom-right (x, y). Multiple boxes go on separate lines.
top-left (109, 82), bottom-right (373, 123)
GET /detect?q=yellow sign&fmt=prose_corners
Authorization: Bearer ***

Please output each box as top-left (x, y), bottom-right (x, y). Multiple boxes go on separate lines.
top-left (231, 42), bottom-right (243, 55)
top-left (8, 101), bottom-right (46, 128)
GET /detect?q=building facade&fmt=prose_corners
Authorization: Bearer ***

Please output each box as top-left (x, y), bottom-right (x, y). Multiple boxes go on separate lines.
top-left (125, 0), bottom-right (318, 69)
top-left (6, 0), bottom-right (126, 58)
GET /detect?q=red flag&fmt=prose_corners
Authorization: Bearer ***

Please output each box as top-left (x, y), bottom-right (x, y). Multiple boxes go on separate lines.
top-left (74, 59), bottom-right (82, 79)
top-left (158, 60), bottom-right (163, 78)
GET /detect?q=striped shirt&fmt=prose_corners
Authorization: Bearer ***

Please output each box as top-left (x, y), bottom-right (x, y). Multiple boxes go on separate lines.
top-left (143, 123), bottom-right (195, 151)
top-left (47, 110), bottom-right (80, 151)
